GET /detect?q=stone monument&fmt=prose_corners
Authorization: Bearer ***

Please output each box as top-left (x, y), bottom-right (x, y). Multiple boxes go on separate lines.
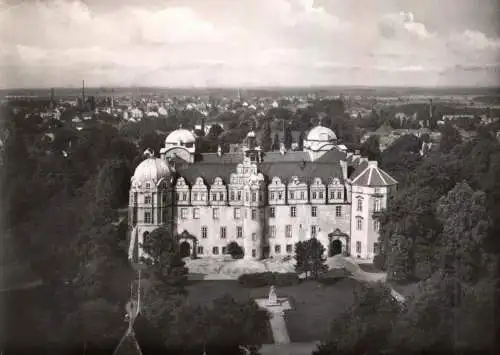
top-left (255, 285), bottom-right (292, 344)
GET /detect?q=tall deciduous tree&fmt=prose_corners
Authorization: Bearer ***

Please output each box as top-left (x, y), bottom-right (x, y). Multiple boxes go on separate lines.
top-left (360, 135), bottom-right (381, 161)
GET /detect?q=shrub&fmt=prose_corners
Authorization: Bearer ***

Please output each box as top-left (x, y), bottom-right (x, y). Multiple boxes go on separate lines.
top-left (226, 241), bottom-right (244, 259)
top-left (373, 254), bottom-right (386, 271)
top-left (317, 268), bottom-right (349, 286)
top-left (238, 272), bottom-right (299, 288)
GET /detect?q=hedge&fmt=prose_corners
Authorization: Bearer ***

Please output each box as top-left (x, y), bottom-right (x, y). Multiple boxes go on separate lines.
top-left (238, 272), bottom-right (299, 288)
top-left (317, 268), bottom-right (350, 285)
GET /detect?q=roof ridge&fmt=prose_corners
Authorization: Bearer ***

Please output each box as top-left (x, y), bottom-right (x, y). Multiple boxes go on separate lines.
top-left (367, 166), bottom-right (374, 184)
top-left (351, 165), bottom-right (369, 184)
top-left (375, 168), bottom-right (387, 185)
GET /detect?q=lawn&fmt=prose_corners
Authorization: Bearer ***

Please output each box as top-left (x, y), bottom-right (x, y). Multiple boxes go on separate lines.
top-left (186, 278), bottom-right (360, 343)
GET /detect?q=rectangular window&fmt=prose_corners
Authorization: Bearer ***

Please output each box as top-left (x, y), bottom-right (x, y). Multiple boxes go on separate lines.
top-left (374, 199), bottom-right (381, 212)
top-left (144, 195), bottom-right (151, 204)
top-left (286, 244), bottom-right (293, 253)
top-left (252, 249), bottom-right (256, 258)
top-left (356, 241), bottom-right (361, 254)
top-left (162, 194), bottom-right (167, 204)
top-left (193, 192), bottom-right (198, 201)
top-left (193, 208), bottom-right (200, 219)
top-left (144, 211), bottom-right (151, 224)
top-left (373, 242), bottom-right (380, 254)
top-left (133, 192), bottom-right (138, 203)
top-left (285, 225), bottom-right (292, 238)
top-left (201, 193), bottom-right (205, 201)
top-left (234, 208), bottom-right (241, 219)
top-left (181, 208), bottom-right (188, 219)
top-left (300, 191), bottom-right (305, 199)
top-left (330, 191), bottom-right (335, 200)
top-left (319, 191), bottom-right (324, 199)
top-left (290, 206), bottom-right (296, 217)
top-left (237, 226), bottom-right (243, 238)
top-left (336, 206), bottom-right (342, 217)
top-left (176, 192), bottom-right (180, 201)
top-left (197, 246), bottom-right (204, 255)
top-left (222, 246), bottom-right (227, 254)
top-left (212, 246), bottom-right (219, 255)
top-left (337, 191), bottom-right (342, 200)
top-left (201, 226), bottom-right (208, 239)
top-left (220, 226), bottom-right (226, 239)
top-left (237, 191), bottom-right (242, 200)
top-left (182, 192), bottom-right (187, 201)
top-left (213, 208), bottom-right (219, 220)
top-left (356, 218), bottom-right (363, 231)
top-left (278, 192), bottom-right (283, 200)
top-left (230, 191), bottom-right (235, 201)
top-left (251, 209), bottom-right (257, 220)
top-left (275, 244), bottom-right (281, 253)
top-left (212, 193), bottom-right (217, 201)
top-left (312, 191), bottom-right (317, 199)
top-left (246, 192), bottom-right (249, 201)
top-left (219, 192), bottom-right (224, 201)
top-left (311, 206), bottom-right (317, 217)
top-left (252, 192), bottom-right (257, 202)
top-left (357, 199), bottom-right (363, 212)
top-left (269, 225), bottom-right (276, 238)
top-left (311, 225), bottom-right (317, 238)
top-left (290, 191), bottom-right (294, 199)
top-left (252, 233), bottom-right (257, 241)
top-left (270, 192), bottom-right (275, 200)
top-left (269, 207), bottom-right (275, 218)
top-left (162, 209), bottom-right (167, 224)
top-left (374, 220), bottom-right (380, 232)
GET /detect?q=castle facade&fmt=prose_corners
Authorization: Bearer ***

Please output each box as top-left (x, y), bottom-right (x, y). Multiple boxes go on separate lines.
top-left (128, 124), bottom-right (397, 261)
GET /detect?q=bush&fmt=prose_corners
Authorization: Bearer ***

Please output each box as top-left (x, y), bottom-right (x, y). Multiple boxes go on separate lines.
top-left (317, 268), bottom-right (349, 286)
top-left (226, 241), bottom-right (244, 259)
top-left (238, 272), bottom-right (299, 288)
top-left (373, 254), bottom-right (386, 271)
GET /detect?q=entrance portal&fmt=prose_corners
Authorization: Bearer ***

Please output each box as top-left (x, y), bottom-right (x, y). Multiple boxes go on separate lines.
top-left (180, 241), bottom-right (191, 258)
top-left (330, 239), bottom-right (342, 257)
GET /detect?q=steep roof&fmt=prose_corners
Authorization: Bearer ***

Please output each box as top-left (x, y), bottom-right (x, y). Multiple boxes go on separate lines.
top-left (350, 161), bottom-right (397, 187)
top-left (175, 149), bottom-right (346, 185)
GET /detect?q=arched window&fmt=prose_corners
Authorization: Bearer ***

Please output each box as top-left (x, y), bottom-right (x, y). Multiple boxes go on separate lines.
top-left (357, 198), bottom-right (363, 212)
top-left (356, 217), bottom-right (363, 231)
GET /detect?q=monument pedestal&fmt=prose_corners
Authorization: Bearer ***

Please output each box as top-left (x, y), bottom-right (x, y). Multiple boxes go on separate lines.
top-left (255, 286), bottom-right (292, 345)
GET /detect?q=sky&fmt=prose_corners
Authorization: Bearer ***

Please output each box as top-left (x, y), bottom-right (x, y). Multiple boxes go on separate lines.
top-left (0, 0), bottom-right (499, 88)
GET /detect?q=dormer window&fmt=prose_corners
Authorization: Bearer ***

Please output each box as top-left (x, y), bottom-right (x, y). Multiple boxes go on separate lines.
top-left (290, 191), bottom-right (295, 199)
top-left (312, 191), bottom-right (317, 199)
top-left (219, 192), bottom-right (224, 201)
top-left (337, 191), bottom-right (342, 199)
top-left (145, 183), bottom-right (151, 189)
top-left (144, 195), bottom-right (151, 204)
top-left (300, 191), bottom-right (305, 199)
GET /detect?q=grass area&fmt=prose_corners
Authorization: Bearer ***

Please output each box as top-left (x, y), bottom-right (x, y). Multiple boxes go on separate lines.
top-left (186, 278), bottom-right (359, 343)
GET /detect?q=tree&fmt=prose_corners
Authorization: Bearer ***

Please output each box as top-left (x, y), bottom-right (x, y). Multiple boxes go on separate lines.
top-left (298, 130), bottom-right (305, 150)
top-left (271, 133), bottom-right (280, 151)
top-left (283, 124), bottom-right (293, 149)
top-left (140, 227), bottom-right (188, 293)
top-left (439, 123), bottom-right (462, 154)
top-left (314, 282), bottom-right (400, 355)
top-left (226, 242), bottom-right (244, 259)
top-left (207, 124), bottom-right (224, 138)
top-left (261, 121), bottom-right (272, 152)
top-left (360, 135), bottom-right (381, 161)
top-left (294, 238), bottom-right (327, 279)
top-left (435, 182), bottom-right (490, 283)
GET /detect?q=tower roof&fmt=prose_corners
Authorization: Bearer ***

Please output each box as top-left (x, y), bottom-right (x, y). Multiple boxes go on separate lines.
top-left (306, 125), bottom-right (337, 142)
top-left (350, 161), bottom-right (397, 187)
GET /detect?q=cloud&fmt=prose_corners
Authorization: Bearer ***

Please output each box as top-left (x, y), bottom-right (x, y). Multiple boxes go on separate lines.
top-left (378, 11), bottom-right (433, 40)
top-left (0, 0), bottom-right (499, 87)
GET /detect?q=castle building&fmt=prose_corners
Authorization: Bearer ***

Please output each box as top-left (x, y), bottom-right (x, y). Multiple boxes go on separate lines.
top-left (128, 123), bottom-right (397, 262)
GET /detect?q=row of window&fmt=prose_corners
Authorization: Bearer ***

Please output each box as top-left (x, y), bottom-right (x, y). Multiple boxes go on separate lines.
top-left (142, 211), bottom-right (379, 233)
top-left (196, 242), bottom-right (378, 257)
top-left (355, 198), bottom-right (382, 212)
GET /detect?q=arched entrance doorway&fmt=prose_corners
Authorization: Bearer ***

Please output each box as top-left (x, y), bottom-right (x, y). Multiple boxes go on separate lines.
top-left (179, 241), bottom-right (191, 258)
top-left (330, 239), bottom-right (342, 256)
top-left (177, 229), bottom-right (199, 259)
top-left (328, 228), bottom-right (350, 257)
